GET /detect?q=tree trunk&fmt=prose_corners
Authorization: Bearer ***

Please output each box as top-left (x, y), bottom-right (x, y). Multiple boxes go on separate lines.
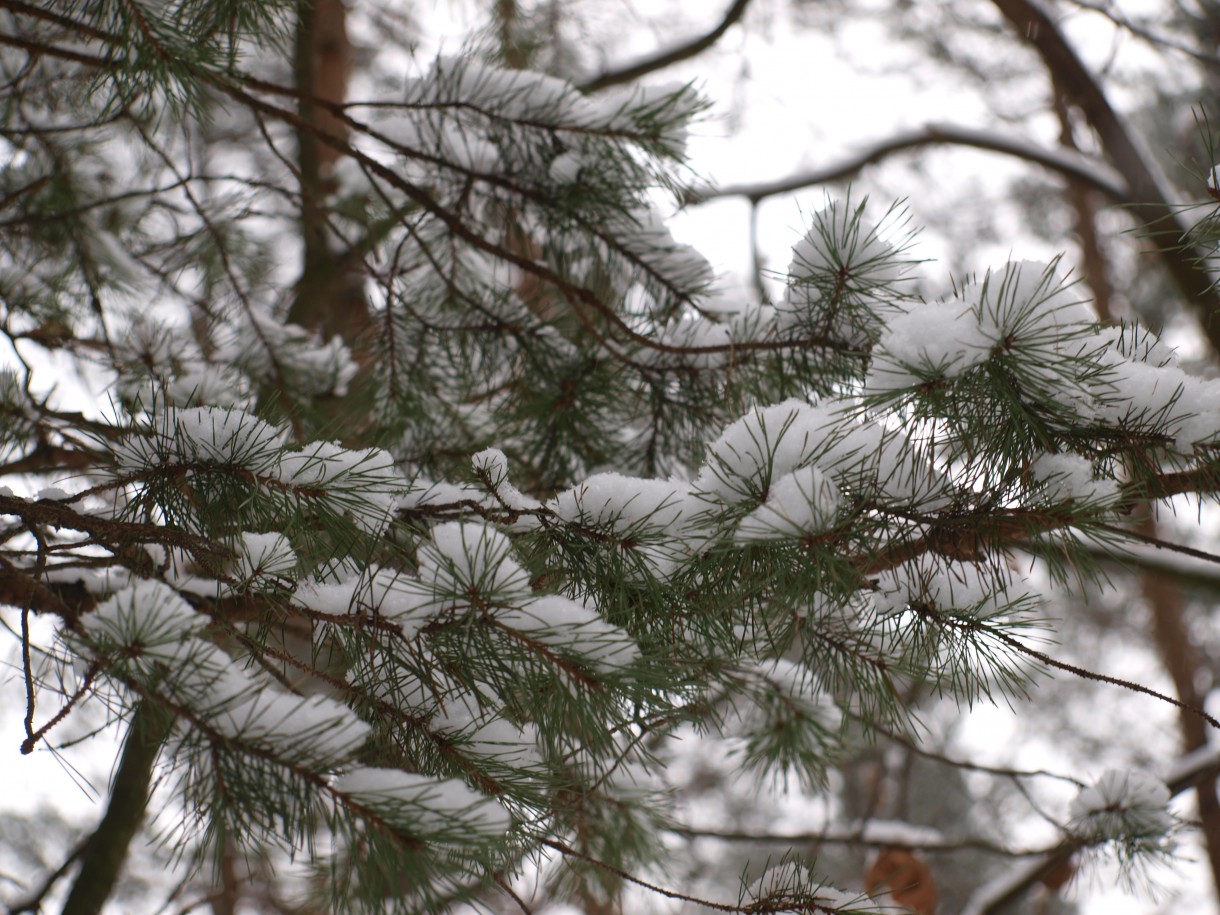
top-left (60, 702), bottom-right (173, 915)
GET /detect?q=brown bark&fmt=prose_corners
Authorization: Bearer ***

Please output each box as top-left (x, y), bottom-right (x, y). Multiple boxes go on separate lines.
top-left (287, 0), bottom-right (373, 439)
top-left (1051, 85), bottom-right (1115, 320)
top-left (210, 840), bottom-right (241, 915)
top-left (307, 0), bottom-right (350, 175)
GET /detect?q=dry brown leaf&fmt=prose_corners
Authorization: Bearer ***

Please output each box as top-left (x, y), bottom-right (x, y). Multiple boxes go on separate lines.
top-left (865, 846), bottom-right (938, 915)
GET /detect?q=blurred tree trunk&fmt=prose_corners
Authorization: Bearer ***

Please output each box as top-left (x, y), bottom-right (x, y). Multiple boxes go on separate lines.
top-left (1052, 77), bottom-right (1220, 903)
top-left (289, 0), bottom-right (373, 439)
top-left (1140, 524), bottom-right (1220, 898)
top-left (991, 0), bottom-right (1220, 353)
top-left (59, 703), bottom-right (174, 915)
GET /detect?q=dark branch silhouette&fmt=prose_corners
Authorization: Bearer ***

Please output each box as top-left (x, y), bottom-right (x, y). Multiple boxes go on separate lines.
top-left (683, 122), bottom-right (1131, 205)
top-left (579, 0), bottom-right (752, 92)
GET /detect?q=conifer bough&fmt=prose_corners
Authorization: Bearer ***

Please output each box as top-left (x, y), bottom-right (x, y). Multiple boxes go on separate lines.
top-left (1, 2), bottom-right (1217, 912)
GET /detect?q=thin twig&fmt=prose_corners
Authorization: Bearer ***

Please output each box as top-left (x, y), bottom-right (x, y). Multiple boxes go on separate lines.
top-left (20, 603), bottom-right (33, 749)
top-left (6, 837), bottom-right (89, 915)
top-left (668, 824), bottom-right (1050, 857)
top-left (1062, 0), bottom-right (1220, 66)
top-left (21, 661), bottom-right (100, 755)
top-left (987, 623), bottom-right (1220, 731)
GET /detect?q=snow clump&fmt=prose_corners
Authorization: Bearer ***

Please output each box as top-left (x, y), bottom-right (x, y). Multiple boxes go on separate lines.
top-left (1069, 769), bottom-right (1174, 842)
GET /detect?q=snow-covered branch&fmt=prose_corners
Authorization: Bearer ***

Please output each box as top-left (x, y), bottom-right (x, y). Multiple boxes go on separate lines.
top-left (684, 122), bottom-right (1130, 204)
top-left (962, 752), bottom-right (1220, 915)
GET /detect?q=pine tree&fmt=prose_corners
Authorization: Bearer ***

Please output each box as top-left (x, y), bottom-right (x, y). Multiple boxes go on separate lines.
top-left (2, 2), bottom-right (1218, 913)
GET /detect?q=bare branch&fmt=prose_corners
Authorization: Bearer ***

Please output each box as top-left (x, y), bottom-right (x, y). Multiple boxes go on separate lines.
top-left (7, 838), bottom-right (89, 915)
top-left (684, 122), bottom-right (1131, 205)
top-left (579, 0), bottom-right (752, 93)
top-left (669, 823), bottom-right (1047, 857)
top-left (1062, 0), bottom-right (1220, 66)
top-left (0, 493), bottom-right (232, 568)
top-left (20, 661), bottom-right (99, 755)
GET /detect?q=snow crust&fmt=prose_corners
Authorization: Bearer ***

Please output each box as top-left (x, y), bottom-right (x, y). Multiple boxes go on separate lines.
top-left (735, 464), bottom-right (840, 542)
top-left (779, 204), bottom-right (911, 346)
top-left (1092, 333), bottom-right (1220, 451)
top-left (275, 441), bottom-right (402, 532)
top-left (860, 259), bottom-right (1220, 453)
top-left (81, 585), bottom-right (370, 770)
top-left (869, 260), bottom-right (1095, 392)
top-left (334, 766), bottom-right (509, 839)
top-left (219, 310), bottom-right (357, 398)
top-left (112, 315), bottom-right (254, 409)
top-left (295, 565), bottom-right (433, 638)
top-left (696, 399), bottom-right (949, 511)
top-left (81, 579), bottom-right (206, 664)
top-left (1030, 453), bottom-right (1119, 505)
top-left (748, 861), bottom-right (869, 911)
top-left (116, 406), bottom-right (286, 473)
top-left (872, 552), bottom-right (1033, 618)
top-left (473, 448), bottom-right (542, 512)
top-left (232, 531), bottom-right (297, 585)
top-left (870, 300), bottom-right (987, 393)
top-left (416, 521), bottom-right (533, 607)
top-left (434, 716), bottom-right (542, 768)
top-left (550, 473), bottom-right (695, 531)
top-left (549, 474), bottom-right (700, 577)
top-left (210, 688), bottom-right (369, 766)
top-left (498, 594), bottom-right (639, 669)
top-left (696, 399), bottom-right (832, 503)
top-left (114, 407), bottom-right (405, 536)
top-left (397, 56), bottom-right (700, 158)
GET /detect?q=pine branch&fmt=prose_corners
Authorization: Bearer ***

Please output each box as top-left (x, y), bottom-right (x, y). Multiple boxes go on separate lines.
top-left (5, 4), bottom-right (1219, 909)
top-left (0, 493), bottom-right (232, 578)
top-left (217, 77), bottom-right (861, 361)
top-left (0, 0), bottom-right (114, 42)
top-left (0, 29), bottom-right (108, 68)
top-left (945, 608), bottom-right (1220, 731)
